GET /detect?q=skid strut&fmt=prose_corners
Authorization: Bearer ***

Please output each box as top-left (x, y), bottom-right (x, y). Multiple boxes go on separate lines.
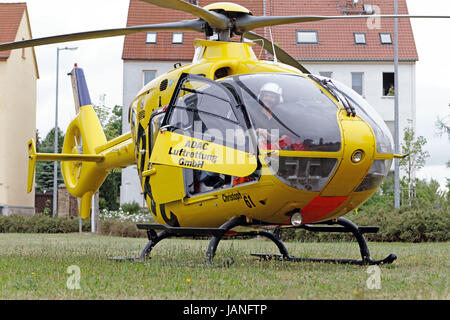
top-left (116, 216), bottom-right (396, 265)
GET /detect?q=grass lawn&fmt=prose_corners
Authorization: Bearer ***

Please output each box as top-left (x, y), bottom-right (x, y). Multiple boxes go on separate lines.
top-left (0, 233), bottom-right (448, 300)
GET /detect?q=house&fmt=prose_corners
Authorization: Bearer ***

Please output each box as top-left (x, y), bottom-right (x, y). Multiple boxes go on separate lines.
top-left (0, 3), bottom-right (39, 215)
top-left (120, 0), bottom-right (417, 205)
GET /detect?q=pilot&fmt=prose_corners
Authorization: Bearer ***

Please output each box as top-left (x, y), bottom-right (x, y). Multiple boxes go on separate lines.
top-left (255, 82), bottom-right (288, 149)
top-left (258, 82), bottom-right (283, 112)
top-left (254, 82), bottom-right (306, 151)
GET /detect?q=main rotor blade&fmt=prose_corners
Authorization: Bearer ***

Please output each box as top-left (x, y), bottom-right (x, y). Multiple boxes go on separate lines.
top-left (140, 0), bottom-right (229, 30)
top-left (0, 19), bottom-right (204, 51)
top-left (236, 14), bottom-right (450, 33)
top-left (243, 32), bottom-right (310, 74)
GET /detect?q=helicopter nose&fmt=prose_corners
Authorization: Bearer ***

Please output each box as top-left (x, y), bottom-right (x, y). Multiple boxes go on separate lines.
top-left (298, 115), bottom-right (375, 224)
top-left (320, 113), bottom-right (375, 198)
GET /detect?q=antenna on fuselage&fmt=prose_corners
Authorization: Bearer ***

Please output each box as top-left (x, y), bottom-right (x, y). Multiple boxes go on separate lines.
top-left (268, 27), bottom-right (278, 64)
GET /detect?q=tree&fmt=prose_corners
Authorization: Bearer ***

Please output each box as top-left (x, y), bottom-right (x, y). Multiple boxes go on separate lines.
top-left (35, 127), bottom-right (65, 193)
top-left (436, 103), bottom-right (450, 195)
top-left (94, 104), bottom-right (123, 210)
top-left (399, 119), bottom-right (430, 192)
top-left (104, 105), bottom-right (122, 140)
top-left (436, 103), bottom-right (450, 142)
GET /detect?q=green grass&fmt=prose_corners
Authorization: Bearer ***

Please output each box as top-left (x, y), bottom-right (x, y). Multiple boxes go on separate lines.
top-left (0, 233), bottom-right (448, 299)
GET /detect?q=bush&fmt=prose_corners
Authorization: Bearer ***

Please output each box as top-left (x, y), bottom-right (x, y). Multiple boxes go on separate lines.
top-left (120, 202), bottom-right (143, 215)
top-left (0, 214), bottom-right (91, 233)
top-left (97, 219), bottom-right (147, 238)
top-left (352, 204), bottom-right (450, 242)
top-left (97, 207), bottom-right (156, 238)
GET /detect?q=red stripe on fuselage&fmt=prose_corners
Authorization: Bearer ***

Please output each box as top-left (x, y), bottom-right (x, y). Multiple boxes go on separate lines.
top-left (301, 196), bottom-right (348, 223)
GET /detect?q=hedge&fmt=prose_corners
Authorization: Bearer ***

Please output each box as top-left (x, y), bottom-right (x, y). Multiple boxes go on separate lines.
top-left (0, 214), bottom-right (90, 233)
top-left (1, 204), bottom-right (449, 242)
top-left (281, 204), bottom-right (450, 242)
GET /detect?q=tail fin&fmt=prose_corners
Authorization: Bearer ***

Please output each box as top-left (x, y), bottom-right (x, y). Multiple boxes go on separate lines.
top-left (27, 65), bottom-right (135, 219)
top-left (69, 63), bottom-right (92, 113)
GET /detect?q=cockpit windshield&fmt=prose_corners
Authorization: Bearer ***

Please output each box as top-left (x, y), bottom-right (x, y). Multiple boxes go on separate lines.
top-left (313, 76), bottom-right (394, 154)
top-left (223, 73), bottom-right (342, 152)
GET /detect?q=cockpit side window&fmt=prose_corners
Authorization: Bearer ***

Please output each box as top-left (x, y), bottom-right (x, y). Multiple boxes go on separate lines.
top-left (167, 76), bottom-right (253, 153)
top-left (175, 80), bottom-right (239, 122)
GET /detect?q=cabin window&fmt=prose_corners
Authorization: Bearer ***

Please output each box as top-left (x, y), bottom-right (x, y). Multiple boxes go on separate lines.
top-left (150, 112), bottom-right (165, 152)
top-left (166, 75), bottom-right (257, 196)
top-left (274, 157), bottom-right (338, 192)
top-left (168, 77), bottom-right (248, 151)
top-left (355, 159), bottom-right (392, 192)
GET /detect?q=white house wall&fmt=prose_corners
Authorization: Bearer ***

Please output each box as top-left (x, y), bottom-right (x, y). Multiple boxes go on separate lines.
top-left (0, 12), bottom-right (37, 215)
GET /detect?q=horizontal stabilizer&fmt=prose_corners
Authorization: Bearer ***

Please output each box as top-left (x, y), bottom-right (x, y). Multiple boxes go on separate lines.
top-left (26, 138), bottom-right (104, 194)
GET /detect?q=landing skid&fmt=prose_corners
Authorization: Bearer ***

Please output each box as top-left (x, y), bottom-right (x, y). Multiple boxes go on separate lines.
top-left (250, 218), bottom-right (397, 265)
top-left (110, 216), bottom-right (396, 266)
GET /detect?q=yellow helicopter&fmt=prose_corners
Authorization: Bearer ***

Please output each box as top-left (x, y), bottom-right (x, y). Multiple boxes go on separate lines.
top-left (1, 0), bottom-right (448, 265)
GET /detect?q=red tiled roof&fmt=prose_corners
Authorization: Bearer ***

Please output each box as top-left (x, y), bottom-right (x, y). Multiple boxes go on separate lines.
top-left (272, 0), bottom-right (418, 61)
top-left (122, 0), bottom-right (418, 62)
top-left (122, 0), bottom-right (265, 61)
top-left (0, 2), bottom-right (27, 59)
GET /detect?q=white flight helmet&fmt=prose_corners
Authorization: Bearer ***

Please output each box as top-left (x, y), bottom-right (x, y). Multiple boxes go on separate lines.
top-left (258, 82), bottom-right (284, 105)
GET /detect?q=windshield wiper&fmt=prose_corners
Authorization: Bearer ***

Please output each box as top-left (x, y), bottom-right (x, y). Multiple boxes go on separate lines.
top-left (308, 75), bottom-right (356, 117)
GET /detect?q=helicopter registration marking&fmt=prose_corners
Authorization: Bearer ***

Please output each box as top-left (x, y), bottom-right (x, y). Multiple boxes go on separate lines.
top-left (222, 191), bottom-right (256, 208)
top-left (150, 131), bottom-right (257, 177)
top-left (222, 191), bottom-right (242, 202)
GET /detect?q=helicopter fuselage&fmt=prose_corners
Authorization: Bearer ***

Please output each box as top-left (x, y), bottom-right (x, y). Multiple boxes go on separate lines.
top-left (127, 39), bottom-right (394, 228)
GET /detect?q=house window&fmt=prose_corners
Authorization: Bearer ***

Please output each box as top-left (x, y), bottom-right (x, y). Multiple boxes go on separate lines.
top-left (354, 33), bottom-right (366, 45)
top-left (380, 33), bottom-right (392, 45)
top-left (319, 72), bottom-right (333, 79)
top-left (351, 72), bottom-right (364, 96)
top-left (296, 30), bottom-right (318, 44)
top-left (382, 72), bottom-right (395, 96)
top-left (385, 121), bottom-right (395, 139)
top-left (172, 32), bottom-right (183, 44)
top-left (143, 70), bottom-right (156, 86)
top-left (146, 32), bottom-right (157, 44)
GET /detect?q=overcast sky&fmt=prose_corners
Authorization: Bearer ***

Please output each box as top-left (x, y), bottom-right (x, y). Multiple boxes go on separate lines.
top-left (3, 0), bottom-right (450, 190)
